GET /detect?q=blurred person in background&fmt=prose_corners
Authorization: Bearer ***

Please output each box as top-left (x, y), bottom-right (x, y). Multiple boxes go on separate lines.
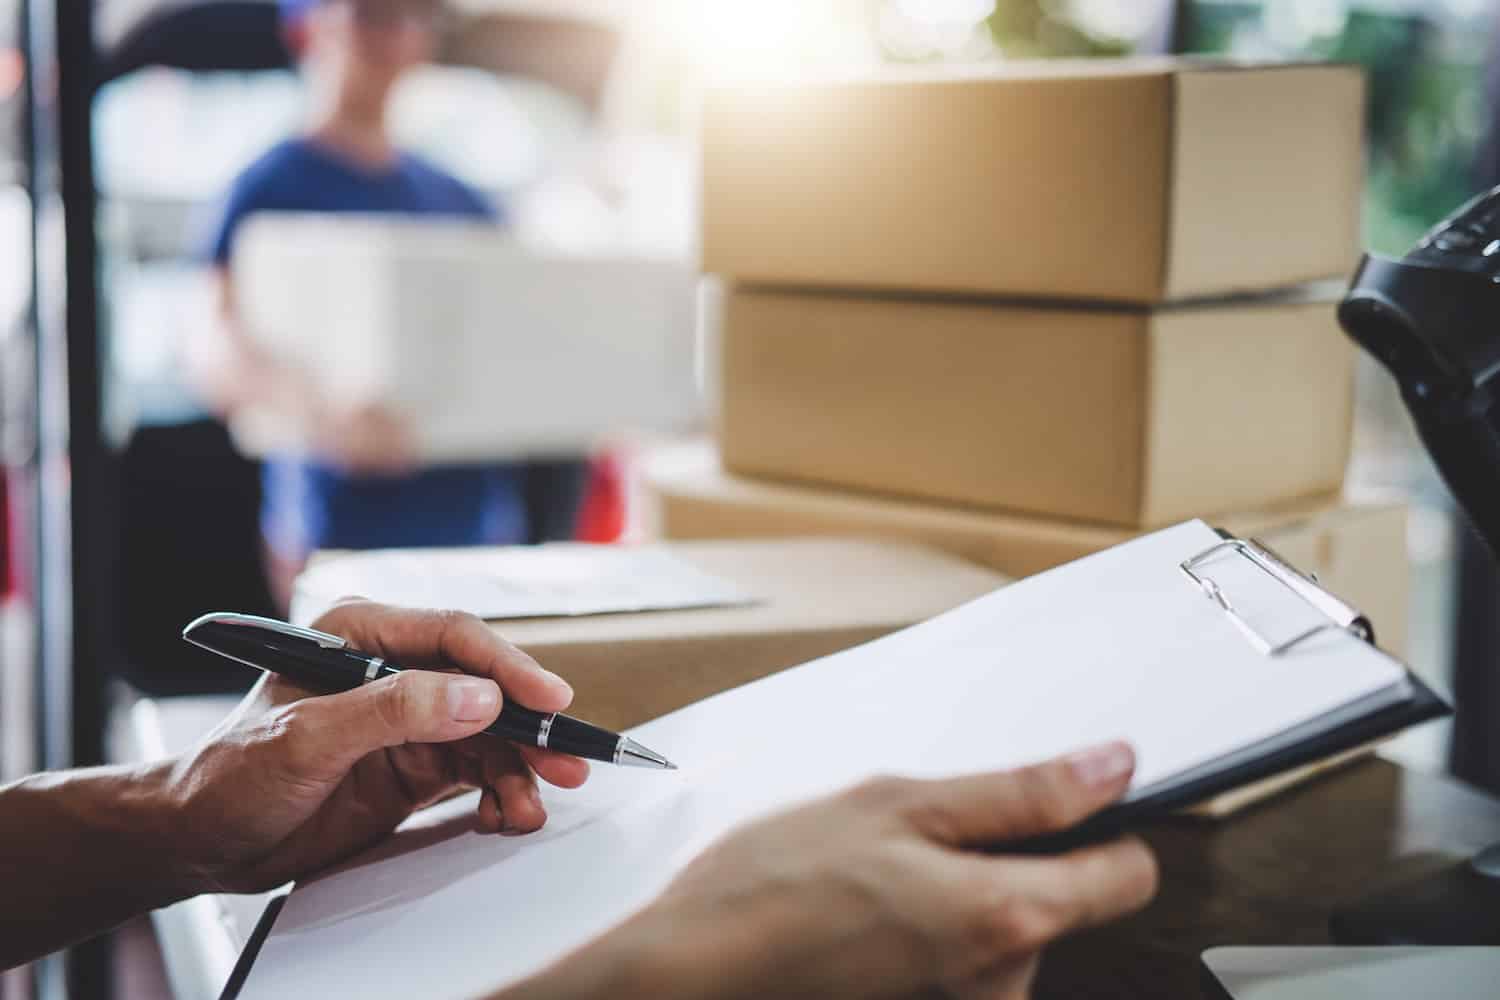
top-left (190, 0), bottom-right (587, 608)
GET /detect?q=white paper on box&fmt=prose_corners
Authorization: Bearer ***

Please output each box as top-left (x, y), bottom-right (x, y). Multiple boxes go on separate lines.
top-left (230, 214), bottom-right (701, 461)
top-left (289, 543), bottom-right (756, 625)
top-left (237, 521), bottom-right (1414, 1000)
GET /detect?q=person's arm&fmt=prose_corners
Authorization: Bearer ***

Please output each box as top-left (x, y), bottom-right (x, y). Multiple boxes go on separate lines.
top-left (0, 600), bottom-right (1157, 996)
top-left (509, 743), bottom-right (1157, 1000)
top-left (0, 761), bottom-right (192, 968)
top-left (0, 603), bottom-right (586, 971)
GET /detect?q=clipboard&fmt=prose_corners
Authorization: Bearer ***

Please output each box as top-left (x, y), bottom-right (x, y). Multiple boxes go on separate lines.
top-left (217, 523), bottom-right (1449, 999)
top-left (1008, 528), bottom-right (1447, 854)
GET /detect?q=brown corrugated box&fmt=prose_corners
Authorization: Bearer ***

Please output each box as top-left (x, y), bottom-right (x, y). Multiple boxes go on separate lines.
top-left (305, 539), bottom-right (1005, 732)
top-left (718, 285), bottom-right (1354, 528)
top-left (647, 445), bottom-right (1409, 657)
top-left (702, 59), bottom-right (1364, 304)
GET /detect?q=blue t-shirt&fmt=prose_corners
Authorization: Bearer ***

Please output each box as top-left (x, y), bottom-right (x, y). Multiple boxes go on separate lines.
top-left (205, 137), bottom-right (528, 558)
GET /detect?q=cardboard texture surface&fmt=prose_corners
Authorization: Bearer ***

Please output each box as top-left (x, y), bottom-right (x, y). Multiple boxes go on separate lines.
top-left (309, 539), bottom-right (1006, 732)
top-left (718, 286), bottom-right (1354, 527)
top-left (646, 445), bottom-right (1409, 657)
top-left (702, 59), bottom-right (1364, 303)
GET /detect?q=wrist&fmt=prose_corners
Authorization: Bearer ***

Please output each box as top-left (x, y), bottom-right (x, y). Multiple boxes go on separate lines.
top-left (43, 760), bottom-right (204, 905)
top-left (133, 757), bottom-right (214, 901)
top-left (0, 761), bottom-right (202, 968)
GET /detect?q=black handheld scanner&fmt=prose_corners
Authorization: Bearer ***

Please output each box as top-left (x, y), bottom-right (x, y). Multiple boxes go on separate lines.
top-left (1339, 185), bottom-right (1500, 554)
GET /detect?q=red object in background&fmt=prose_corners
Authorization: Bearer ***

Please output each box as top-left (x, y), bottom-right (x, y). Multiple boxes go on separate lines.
top-left (0, 464), bottom-right (35, 602)
top-left (1, 468), bottom-right (13, 599)
top-left (575, 450), bottom-right (627, 543)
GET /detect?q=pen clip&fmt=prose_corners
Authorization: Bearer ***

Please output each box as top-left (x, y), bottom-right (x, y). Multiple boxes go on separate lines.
top-left (183, 612), bottom-right (349, 650)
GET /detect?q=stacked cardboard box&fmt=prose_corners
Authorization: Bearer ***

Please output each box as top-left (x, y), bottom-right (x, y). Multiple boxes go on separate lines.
top-left (702, 59), bottom-right (1366, 523)
top-left (645, 443), bottom-right (1409, 658)
top-left (295, 538), bottom-right (1007, 732)
top-left (660, 58), bottom-right (1410, 657)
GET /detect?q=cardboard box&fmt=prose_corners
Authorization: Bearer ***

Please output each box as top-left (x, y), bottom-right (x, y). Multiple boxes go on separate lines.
top-left (230, 214), bottom-right (701, 461)
top-left (298, 538), bottom-right (1006, 731)
top-left (702, 59), bottom-right (1364, 304)
top-left (719, 285), bottom-right (1354, 527)
top-left (647, 444), bottom-right (1409, 657)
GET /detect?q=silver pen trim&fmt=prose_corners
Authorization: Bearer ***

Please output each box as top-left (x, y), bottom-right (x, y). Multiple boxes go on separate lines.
top-left (363, 658), bottom-right (384, 683)
top-left (182, 612), bottom-right (348, 650)
top-left (613, 736), bottom-right (677, 770)
top-left (179, 639), bottom-right (272, 675)
top-left (538, 714), bottom-right (554, 749)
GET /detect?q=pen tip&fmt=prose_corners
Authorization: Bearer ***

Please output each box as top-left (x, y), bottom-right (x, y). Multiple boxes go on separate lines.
top-left (616, 737), bottom-right (677, 770)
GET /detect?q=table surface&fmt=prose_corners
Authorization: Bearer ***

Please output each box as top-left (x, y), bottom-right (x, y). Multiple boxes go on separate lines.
top-left (131, 697), bottom-right (1500, 1000)
top-left (1034, 757), bottom-right (1500, 999)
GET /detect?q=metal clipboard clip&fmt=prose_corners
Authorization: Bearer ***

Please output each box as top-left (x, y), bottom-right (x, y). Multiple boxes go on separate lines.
top-left (1180, 534), bottom-right (1375, 657)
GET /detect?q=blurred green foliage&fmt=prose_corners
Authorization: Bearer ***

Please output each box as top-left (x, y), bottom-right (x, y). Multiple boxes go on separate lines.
top-left (922, 0), bottom-right (1493, 255)
top-left (983, 0), bottom-right (1130, 58)
top-left (1183, 3), bottom-right (1491, 255)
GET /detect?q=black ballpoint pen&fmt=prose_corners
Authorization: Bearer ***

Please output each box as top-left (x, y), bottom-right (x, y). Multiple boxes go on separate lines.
top-left (182, 612), bottom-right (677, 770)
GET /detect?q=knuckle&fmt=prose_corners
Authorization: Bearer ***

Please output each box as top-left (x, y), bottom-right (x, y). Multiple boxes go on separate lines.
top-left (261, 702), bottom-right (299, 742)
top-left (995, 900), bottom-right (1057, 952)
top-left (309, 598), bottom-right (371, 635)
top-left (1015, 766), bottom-right (1079, 832)
top-left (434, 608), bottom-right (490, 659)
top-left (848, 774), bottom-right (917, 811)
top-left (375, 674), bottom-right (417, 733)
top-left (263, 701), bottom-right (313, 749)
top-left (1119, 838), bottom-right (1161, 906)
top-left (259, 702), bottom-right (319, 768)
top-left (434, 608), bottom-right (482, 640)
top-left (434, 607), bottom-right (474, 628)
top-left (901, 794), bottom-right (966, 843)
top-left (969, 895), bottom-right (1055, 957)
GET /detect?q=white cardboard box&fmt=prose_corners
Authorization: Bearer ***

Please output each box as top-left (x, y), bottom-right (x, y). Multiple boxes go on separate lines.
top-left (230, 214), bottom-right (702, 461)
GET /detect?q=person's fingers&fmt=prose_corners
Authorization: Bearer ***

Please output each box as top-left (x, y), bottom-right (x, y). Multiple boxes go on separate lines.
top-left (493, 764), bottom-right (546, 835)
top-left (949, 836), bottom-right (1159, 962)
top-left (451, 733), bottom-right (591, 790)
top-left (899, 741), bottom-right (1136, 846)
top-left (459, 743), bottom-right (550, 835)
top-left (312, 603), bottom-right (573, 713)
top-left (456, 754), bottom-right (487, 792)
top-left (273, 670), bottom-right (503, 782)
top-left (477, 787), bottom-right (504, 833)
top-left (516, 744), bottom-right (591, 789)
top-left (471, 745), bottom-right (546, 834)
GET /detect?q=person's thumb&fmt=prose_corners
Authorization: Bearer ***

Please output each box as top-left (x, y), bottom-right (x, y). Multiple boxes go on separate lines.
top-left (903, 740), bottom-right (1136, 847)
top-left (278, 671), bottom-right (502, 780)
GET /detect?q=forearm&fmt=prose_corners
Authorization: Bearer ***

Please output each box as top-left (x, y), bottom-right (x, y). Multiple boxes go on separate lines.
top-left (0, 762), bottom-right (195, 970)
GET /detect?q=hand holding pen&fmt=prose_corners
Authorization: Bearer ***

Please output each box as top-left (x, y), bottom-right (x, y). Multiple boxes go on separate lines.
top-left (185, 610), bottom-right (674, 770)
top-left (167, 602), bottom-right (625, 892)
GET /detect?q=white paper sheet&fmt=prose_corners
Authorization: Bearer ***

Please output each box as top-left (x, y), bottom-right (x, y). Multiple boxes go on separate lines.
top-left (240, 521), bottom-right (1412, 999)
top-left (289, 544), bottom-right (755, 626)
